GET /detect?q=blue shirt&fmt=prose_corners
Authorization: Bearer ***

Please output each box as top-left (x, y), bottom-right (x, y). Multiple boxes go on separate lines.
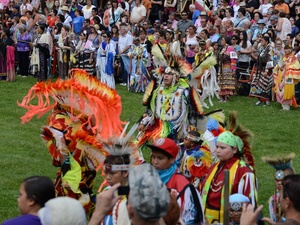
top-left (3, 214), bottom-right (41, 225)
top-left (73, 16), bottom-right (84, 34)
top-left (192, 10), bottom-right (200, 24)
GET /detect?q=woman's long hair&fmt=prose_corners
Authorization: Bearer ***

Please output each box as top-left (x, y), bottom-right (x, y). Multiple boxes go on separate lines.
top-left (240, 30), bottom-right (248, 49)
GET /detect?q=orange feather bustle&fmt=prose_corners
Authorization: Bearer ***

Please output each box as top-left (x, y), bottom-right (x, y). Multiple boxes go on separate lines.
top-left (18, 69), bottom-right (125, 141)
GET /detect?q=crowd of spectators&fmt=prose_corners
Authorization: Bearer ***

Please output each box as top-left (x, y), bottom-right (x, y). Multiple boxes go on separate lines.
top-left (0, 0), bottom-right (299, 107)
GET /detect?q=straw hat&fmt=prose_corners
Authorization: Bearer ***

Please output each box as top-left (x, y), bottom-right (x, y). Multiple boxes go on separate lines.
top-left (93, 24), bottom-right (100, 31)
top-left (61, 5), bottom-right (69, 12)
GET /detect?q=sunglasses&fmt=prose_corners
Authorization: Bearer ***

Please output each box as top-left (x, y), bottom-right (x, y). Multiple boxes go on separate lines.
top-left (232, 38), bottom-right (237, 40)
top-left (182, 14), bottom-right (187, 16)
top-left (102, 35), bottom-right (107, 38)
top-left (143, 23), bottom-right (147, 25)
top-left (107, 3), bottom-right (111, 5)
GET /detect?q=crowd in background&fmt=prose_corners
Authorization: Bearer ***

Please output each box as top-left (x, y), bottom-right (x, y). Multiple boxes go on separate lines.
top-left (0, 0), bottom-right (300, 108)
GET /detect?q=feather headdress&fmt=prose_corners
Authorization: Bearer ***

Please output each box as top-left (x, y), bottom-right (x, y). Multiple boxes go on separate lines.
top-left (18, 69), bottom-right (124, 140)
top-left (227, 111), bottom-right (254, 168)
top-left (262, 153), bottom-right (295, 171)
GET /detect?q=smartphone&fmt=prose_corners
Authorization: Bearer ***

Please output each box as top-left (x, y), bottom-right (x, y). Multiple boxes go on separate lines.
top-left (117, 186), bottom-right (129, 196)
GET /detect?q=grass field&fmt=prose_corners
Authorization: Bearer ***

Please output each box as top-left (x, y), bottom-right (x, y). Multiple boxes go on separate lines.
top-left (0, 76), bottom-right (300, 222)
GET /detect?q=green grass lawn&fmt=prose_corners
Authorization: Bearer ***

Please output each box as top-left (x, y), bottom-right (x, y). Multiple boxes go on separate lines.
top-left (0, 76), bottom-right (300, 222)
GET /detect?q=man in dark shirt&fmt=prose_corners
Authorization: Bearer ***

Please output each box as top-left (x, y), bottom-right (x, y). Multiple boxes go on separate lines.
top-left (246, 0), bottom-right (259, 18)
top-left (10, 6), bottom-right (21, 19)
top-left (177, 11), bottom-right (194, 37)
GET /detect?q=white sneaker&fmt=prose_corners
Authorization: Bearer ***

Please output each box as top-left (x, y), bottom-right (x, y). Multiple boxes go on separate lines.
top-left (120, 83), bottom-right (127, 86)
top-left (255, 101), bottom-right (261, 106)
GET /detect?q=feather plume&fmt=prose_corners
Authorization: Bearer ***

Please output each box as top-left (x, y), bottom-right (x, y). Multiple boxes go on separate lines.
top-left (142, 80), bottom-right (156, 106)
top-left (152, 44), bottom-right (167, 65)
top-left (190, 87), bottom-right (204, 115)
top-left (18, 69), bottom-right (124, 140)
top-left (228, 111), bottom-right (254, 168)
top-left (262, 153), bottom-right (295, 171)
top-left (205, 109), bottom-right (226, 127)
top-left (191, 56), bottom-right (217, 79)
top-left (172, 57), bottom-right (193, 77)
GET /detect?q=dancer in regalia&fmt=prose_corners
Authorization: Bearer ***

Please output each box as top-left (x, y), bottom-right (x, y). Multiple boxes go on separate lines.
top-left (129, 37), bottom-right (149, 92)
top-left (273, 45), bottom-right (300, 110)
top-left (97, 31), bottom-right (116, 89)
top-left (138, 59), bottom-right (204, 144)
top-left (18, 69), bottom-right (125, 216)
top-left (201, 111), bottom-right (257, 225)
top-left (262, 153), bottom-right (295, 223)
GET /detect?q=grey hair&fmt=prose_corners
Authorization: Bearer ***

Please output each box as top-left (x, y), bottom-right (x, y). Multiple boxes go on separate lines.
top-left (189, 4), bottom-right (196, 9)
top-left (18, 24), bottom-right (27, 31)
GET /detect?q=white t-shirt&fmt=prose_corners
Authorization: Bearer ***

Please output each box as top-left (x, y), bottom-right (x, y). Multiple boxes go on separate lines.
top-left (131, 5), bottom-right (146, 23)
top-left (119, 33), bottom-right (133, 53)
top-left (239, 41), bottom-right (252, 62)
top-left (259, 3), bottom-right (273, 16)
top-left (82, 5), bottom-right (96, 19)
top-left (63, 13), bottom-right (72, 28)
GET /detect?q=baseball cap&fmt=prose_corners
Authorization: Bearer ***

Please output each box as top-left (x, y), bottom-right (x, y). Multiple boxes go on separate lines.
top-left (147, 138), bottom-right (179, 158)
top-left (270, 15), bottom-right (278, 21)
top-left (200, 11), bottom-right (207, 16)
top-left (147, 28), bottom-right (154, 34)
top-left (38, 197), bottom-right (86, 225)
top-left (212, 11), bottom-right (218, 16)
top-left (229, 193), bottom-right (250, 203)
top-left (128, 163), bottom-right (170, 221)
top-left (257, 19), bottom-right (265, 24)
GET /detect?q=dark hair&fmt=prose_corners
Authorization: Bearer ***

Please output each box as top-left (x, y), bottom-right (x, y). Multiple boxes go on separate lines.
top-left (93, 16), bottom-right (100, 24)
top-left (240, 30), bottom-right (248, 48)
top-left (151, 148), bottom-right (172, 159)
top-left (75, 9), bottom-right (82, 16)
top-left (58, 14), bottom-right (65, 23)
top-left (120, 2), bottom-right (126, 9)
top-left (266, 29), bottom-right (276, 42)
top-left (254, 11), bottom-right (262, 19)
top-left (105, 31), bottom-right (112, 39)
top-left (232, 34), bottom-right (239, 43)
top-left (159, 30), bottom-right (166, 39)
top-left (187, 130), bottom-right (203, 144)
top-left (52, 8), bottom-right (58, 16)
top-left (224, 36), bottom-right (232, 45)
top-left (238, 7), bottom-right (246, 16)
top-left (287, 33), bottom-right (293, 39)
top-left (104, 154), bottom-right (130, 165)
top-left (165, 29), bottom-right (174, 39)
top-left (201, 29), bottom-right (209, 37)
top-left (262, 36), bottom-right (270, 43)
top-left (283, 175), bottom-right (300, 212)
top-left (188, 25), bottom-right (196, 32)
top-left (111, 25), bottom-right (119, 35)
top-left (279, 11), bottom-right (286, 17)
top-left (219, 8), bottom-right (226, 19)
top-left (39, 23), bottom-right (47, 32)
top-left (23, 176), bottom-right (55, 207)
top-left (2, 27), bottom-right (10, 37)
top-left (226, 8), bottom-right (234, 17)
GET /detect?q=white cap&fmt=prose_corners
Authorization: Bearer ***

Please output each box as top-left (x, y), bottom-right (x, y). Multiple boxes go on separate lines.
top-left (38, 197), bottom-right (86, 225)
